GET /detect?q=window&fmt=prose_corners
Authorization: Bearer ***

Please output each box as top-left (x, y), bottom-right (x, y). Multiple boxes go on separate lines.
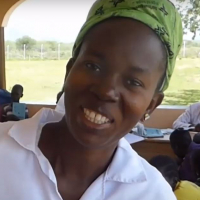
top-left (5, 0), bottom-right (200, 106)
top-left (5, 0), bottom-right (94, 104)
top-left (163, 0), bottom-right (200, 105)
top-left (163, 40), bottom-right (200, 105)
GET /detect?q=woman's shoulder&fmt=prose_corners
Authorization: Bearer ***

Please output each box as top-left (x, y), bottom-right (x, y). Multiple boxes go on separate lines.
top-left (0, 121), bottom-right (15, 138)
top-left (107, 139), bottom-right (176, 199)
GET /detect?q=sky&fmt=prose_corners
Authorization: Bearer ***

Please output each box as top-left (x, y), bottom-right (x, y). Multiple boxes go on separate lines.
top-left (5, 0), bottom-right (200, 43)
top-left (5, 0), bottom-right (95, 43)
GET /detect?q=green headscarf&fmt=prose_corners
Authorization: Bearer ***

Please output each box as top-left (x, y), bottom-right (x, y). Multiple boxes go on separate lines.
top-left (73, 0), bottom-right (183, 91)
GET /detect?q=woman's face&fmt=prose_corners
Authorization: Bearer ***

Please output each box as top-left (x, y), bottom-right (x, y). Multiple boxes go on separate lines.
top-left (64, 18), bottom-right (165, 149)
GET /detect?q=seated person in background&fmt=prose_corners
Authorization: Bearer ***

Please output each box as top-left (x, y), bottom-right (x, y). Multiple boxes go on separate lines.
top-left (0, 89), bottom-right (12, 122)
top-left (173, 102), bottom-right (200, 131)
top-left (149, 155), bottom-right (200, 200)
top-left (193, 150), bottom-right (200, 186)
top-left (2, 84), bottom-right (28, 122)
top-left (0, 89), bottom-right (12, 105)
top-left (193, 133), bottom-right (200, 144)
top-left (170, 129), bottom-right (200, 183)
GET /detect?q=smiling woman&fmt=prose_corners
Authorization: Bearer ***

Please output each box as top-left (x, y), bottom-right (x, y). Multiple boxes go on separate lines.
top-left (0, 0), bottom-right (183, 200)
top-left (64, 18), bottom-right (168, 149)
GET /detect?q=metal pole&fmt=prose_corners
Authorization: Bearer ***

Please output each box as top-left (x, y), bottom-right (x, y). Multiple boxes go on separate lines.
top-left (23, 44), bottom-right (26, 60)
top-left (7, 45), bottom-right (9, 60)
top-left (183, 41), bottom-right (186, 58)
top-left (58, 43), bottom-right (60, 60)
top-left (41, 44), bottom-right (43, 59)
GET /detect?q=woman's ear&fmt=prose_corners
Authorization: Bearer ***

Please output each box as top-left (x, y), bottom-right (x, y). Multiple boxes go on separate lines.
top-left (149, 92), bottom-right (164, 114)
top-left (141, 92), bottom-right (164, 121)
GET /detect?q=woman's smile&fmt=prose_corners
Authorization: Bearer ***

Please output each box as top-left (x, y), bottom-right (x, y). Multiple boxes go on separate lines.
top-left (84, 108), bottom-right (110, 124)
top-left (79, 107), bottom-right (114, 131)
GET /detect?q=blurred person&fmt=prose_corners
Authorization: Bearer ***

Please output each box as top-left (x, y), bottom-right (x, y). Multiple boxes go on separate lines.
top-left (0, 89), bottom-right (11, 106)
top-left (173, 102), bottom-right (200, 131)
top-left (193, 133), bottom-right (200, 144)
top-left (2, 84), bottom-right (28, 122)
top-left (170, 129), bottom-right (200, 183)
top-left (150, 155), bottom-right (200, 200)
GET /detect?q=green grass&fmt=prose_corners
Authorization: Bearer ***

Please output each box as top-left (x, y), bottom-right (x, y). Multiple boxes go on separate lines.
top-left (6, 60), bottom-right (66, 103)
top-left (5, 58), bottom-right (200, 105)
top-left (164, 58), bottom-right (200, 105)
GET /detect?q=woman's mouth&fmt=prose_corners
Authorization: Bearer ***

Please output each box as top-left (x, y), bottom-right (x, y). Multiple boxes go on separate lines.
top-left (83, 108), bottom-right (111, 125)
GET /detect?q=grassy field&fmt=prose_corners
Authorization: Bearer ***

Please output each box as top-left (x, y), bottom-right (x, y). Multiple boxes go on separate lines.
top-left (164, 58), bottom-right (200, 105)
top-left (5, 58), bottom-right (200, 105)
top-left (6, 60), bottom-right (66, 103)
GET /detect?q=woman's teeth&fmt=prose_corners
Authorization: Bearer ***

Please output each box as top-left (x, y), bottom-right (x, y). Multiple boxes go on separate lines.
top-left (84, 108), bottom-right (110, 125)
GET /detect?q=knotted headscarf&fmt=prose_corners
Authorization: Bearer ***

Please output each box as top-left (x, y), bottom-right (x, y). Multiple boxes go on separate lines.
top-left (73, 0), bottom-right (183, 91)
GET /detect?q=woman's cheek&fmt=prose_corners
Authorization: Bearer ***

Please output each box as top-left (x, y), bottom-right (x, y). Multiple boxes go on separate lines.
top-left (123, 93), bottom-right (150, 119)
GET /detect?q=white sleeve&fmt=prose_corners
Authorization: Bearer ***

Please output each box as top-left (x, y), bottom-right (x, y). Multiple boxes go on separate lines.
top-left (140, 158), bottom-right (177, 200)
top-left (158, 184), bottom-right (177, 200)
top-left (153, 171), bottom-right (177, 200)
top-left (0, 122), bottom-right (15, 137)
top-left (173, 106), bottom-right (192, 129)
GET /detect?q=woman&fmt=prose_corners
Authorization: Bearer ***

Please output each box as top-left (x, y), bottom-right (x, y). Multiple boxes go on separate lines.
top-left (0, 0), bottom-right (182, 199)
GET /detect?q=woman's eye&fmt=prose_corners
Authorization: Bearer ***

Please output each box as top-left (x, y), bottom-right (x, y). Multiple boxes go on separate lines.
top-left (86, 63), bottom-right (100, 72)
top-left (127, 79), bottom-right (142, 87)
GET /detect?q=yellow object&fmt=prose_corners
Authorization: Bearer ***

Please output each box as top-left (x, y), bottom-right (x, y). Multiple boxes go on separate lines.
top-left (175, 181), bottom-right (200, 200)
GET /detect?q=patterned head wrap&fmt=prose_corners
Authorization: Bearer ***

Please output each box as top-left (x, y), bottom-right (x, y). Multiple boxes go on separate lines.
top-left (73, 0), bottom-right (183, 91)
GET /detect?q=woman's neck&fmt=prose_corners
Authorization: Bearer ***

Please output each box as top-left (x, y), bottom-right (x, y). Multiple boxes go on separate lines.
top-left (39, 119), bottom-right (117, 184)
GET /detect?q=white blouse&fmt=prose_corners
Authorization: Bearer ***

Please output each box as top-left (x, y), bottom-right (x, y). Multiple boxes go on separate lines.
top-left (0, 108), bottom-right (176, 200)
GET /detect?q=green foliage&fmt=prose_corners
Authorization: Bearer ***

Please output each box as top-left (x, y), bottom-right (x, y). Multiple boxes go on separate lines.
top-left (177, 0), bottom-right (200, 39)
top-left (185, 40), bottom-right (200, 47)
top-left (16, 36), bottom-right (36, 50)
top-left (6, 37), bottom-right (200, 60)
top-left (45, 41), bottom-right (57, 51)
top-left (5, 40), bottom-right (16, 50)
top-left (5, 37), bottom-right (74, 60)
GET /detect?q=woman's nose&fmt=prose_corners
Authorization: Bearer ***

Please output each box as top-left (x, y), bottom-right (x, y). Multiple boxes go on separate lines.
top-left (90, 77), bottom-right (120, 102)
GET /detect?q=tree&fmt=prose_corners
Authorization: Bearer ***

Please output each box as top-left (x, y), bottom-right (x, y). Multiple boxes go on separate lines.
top-left (176, 0), bottom-right (200, 39)
top-left (5, 40), bottom-right (16, 50)
top-left (46, 41), bottom-right (57, 51)
top-left (16, 36), bottom-right (36, 50)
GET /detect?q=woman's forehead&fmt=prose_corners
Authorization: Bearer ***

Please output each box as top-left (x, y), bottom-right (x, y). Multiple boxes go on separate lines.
top-left (80, 18), bottom-right (165, 71)
top-left (84, 18), bottom-right (159, 41)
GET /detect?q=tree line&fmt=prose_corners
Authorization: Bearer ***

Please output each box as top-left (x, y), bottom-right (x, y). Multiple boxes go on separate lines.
top-left (5, 36), bottom-right (74, 60)
top-left (5, 35), bottom-right (200, 60)
top-left (177, 0), bottom-right (200, 40)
